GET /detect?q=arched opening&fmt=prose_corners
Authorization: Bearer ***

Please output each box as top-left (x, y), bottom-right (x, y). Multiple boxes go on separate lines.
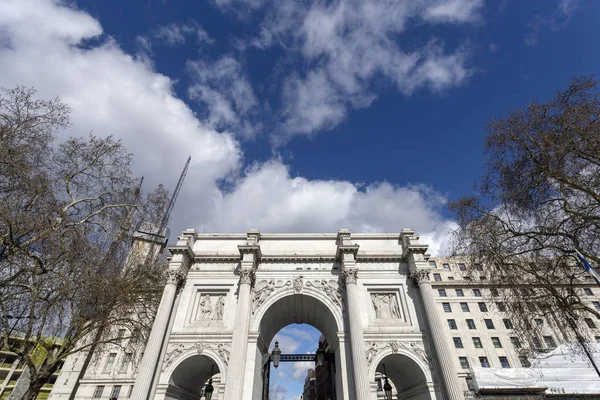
top-left (375, 354), bottom-right (433, 400)
top-left (167, 354), bottom-right (221, 400)
top-left (251, 290), bottom-right (346, 400)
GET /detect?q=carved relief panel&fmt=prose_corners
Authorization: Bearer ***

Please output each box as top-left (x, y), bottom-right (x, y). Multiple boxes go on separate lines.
top-left (188, 289), bottom-right (229, 324)
top-left (366, 287), bottom-right (410, 324)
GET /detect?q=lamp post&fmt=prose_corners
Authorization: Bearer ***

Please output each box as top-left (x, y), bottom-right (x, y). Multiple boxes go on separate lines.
top-left (382, 363), bottom-right (392, 400)
top-left (272, 341), bottom-right (281, 369)
top-left (204, 365), bottom-right (214, 400)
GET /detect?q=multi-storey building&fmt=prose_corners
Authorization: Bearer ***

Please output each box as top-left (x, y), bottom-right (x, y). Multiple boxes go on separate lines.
top-left (48, 229), bottom-right (600, 400)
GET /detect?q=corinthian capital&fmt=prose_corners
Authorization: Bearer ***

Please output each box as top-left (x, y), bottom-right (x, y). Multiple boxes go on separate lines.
top-left (166, 269), bottom-right (186, 288)
top-left (240, 268), bottom-right (255, 287)
top-left (409, 270), bottom-right (430, 286)
top-left (342, 268), bottom-right (358, 285)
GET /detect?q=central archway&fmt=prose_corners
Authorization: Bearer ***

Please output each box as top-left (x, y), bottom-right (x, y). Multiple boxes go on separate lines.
top-left (248, 286), bottom-right (349, 399)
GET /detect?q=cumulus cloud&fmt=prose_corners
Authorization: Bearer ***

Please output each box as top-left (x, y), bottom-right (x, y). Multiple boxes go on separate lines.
top-left (237, 0), bottom-right (482, 138)
top-left (0, 0), bottom-right (457, 255)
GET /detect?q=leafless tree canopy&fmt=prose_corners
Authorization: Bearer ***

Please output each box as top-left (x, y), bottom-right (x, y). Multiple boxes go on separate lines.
top-left (450, 76), bottom-right (600, 356)
top-left (0, 87), bottom-right (169, 399)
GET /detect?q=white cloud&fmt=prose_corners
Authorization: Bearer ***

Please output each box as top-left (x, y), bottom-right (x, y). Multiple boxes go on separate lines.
top-left (154, 22), bottom-right (213, 46)
top-left (188, 56), bottom-right (261, 138)
top-left (524, 0), bottom-right (578, 47)
top-left (240, 0), bottom-right (481, 138)
top-left (0, 0), bottom-right (457, 256)
top-left (270, 333), bottom-right (300, 353)
top-left (293, 361), bottom-right (312, 379)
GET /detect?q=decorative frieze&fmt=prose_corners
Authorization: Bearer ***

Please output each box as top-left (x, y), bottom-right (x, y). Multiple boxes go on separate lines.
top-left (364, 341), bottom-right (429, 366)
top-left (252, 279), bottom-right (291, 313)
top-left (162, 341), bottom-right (231, 371)
top-left (306, 279), bottom-right (343, 310)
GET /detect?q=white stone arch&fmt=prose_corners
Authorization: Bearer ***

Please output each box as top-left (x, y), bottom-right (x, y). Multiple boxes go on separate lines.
top-left (369, 345), bottom-right (436, 400)
top-left (250, 285), bottom-right (345, 337)
top-left (159, 346), bottom-right (227, 388)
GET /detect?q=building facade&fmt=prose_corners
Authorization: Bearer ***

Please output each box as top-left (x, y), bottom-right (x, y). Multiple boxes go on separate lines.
top-left (48, 229), bottom-right (600, 400)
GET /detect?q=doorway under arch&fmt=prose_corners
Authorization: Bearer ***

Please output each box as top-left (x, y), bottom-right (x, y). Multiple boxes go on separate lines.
top-left (374, 354), bottom-right (435, 400)
top-left (165, 354), bottom-right (221, 400)
top-left (249, 289), bottom-right (349, 400)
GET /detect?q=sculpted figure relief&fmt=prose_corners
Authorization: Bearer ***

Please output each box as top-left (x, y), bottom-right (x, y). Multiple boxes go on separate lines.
top-left (200, 294), bottom-right (213, 320)
top-left (371, 293), bottom-right (401, 319)
top-left (252, 279), bottom-right (291, 313)
top-left (306, 279), bottom-right (343, 310)
top-left (215, 295), bottom-right (225, 320)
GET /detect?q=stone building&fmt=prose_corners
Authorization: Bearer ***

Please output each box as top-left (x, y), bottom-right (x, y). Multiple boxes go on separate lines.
top-left (48, 229), bottom-right (600, 400)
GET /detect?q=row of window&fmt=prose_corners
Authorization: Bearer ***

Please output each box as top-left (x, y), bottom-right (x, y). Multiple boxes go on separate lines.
top-left (442, 302), bottom-right (489, 313)
top-left (433, 273), bottom-right (486, 282)
top-left (93, 384), bottom-right (132, 398)
top-left (438, 288), bottom-right (482, 297)
top-left (447, 318), bottom-right (511, 330)
top-left (103, 352), bottom-right (133, 374)
top-left (458, 355), bottom-right (525, 369)
top-left (429, 261), bottom-right (484, 272)
top-left (452, 335), bottom-right (556, 349)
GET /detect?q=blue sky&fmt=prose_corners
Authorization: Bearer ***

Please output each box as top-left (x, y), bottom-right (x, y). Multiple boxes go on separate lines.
top-left (1, 0), bottom-right (598, 398)
top-left (1, 1), bottom-right (599, 255)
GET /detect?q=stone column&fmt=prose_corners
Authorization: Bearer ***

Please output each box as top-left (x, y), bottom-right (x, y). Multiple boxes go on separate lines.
top-left (401, 229), bottom-right (464, 400)
top-left (337, 229), bottom-right (371, 400)
top-left (130, 268), bottom-right (185, 400)
top-left (223, 230), bottom-right (260, 400)
top-left (130, 232), bottom-right (193, 400)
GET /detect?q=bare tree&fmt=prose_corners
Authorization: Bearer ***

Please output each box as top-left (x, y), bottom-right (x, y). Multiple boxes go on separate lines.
top-left (450, 76), bottom-right (600, 361)
top-left (0, 87), bottom-right (169, 399)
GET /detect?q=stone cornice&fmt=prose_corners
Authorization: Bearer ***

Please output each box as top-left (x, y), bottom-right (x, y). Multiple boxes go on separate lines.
top-left (167, 244), bottom-right (194, 261)
top-left (191, 253), bottom-right (403, 263)
top-left (238, 244), bottom-right (262, 260)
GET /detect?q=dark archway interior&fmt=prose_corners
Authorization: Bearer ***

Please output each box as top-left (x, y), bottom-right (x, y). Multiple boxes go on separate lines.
top-left (376, 354), bottom-right (430, 397)
top-left (259, 293), bottom-right (339, 347)
top-left (169, 354), bottom-right (220, 396)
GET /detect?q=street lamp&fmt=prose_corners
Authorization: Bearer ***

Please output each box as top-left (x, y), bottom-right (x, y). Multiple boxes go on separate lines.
top-left (382, 363), bottom-right (392, 400)
top-left (204, 365), bottom-right (214, 400)
top-left (272, 341), bottom-right (282, 369)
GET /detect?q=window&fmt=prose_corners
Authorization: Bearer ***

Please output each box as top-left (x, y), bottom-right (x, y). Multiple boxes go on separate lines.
top-left (442, 303), bottom-right (452, 313)
top-left (503, 319), bottom-right (513, 329)
top-left (527, 303), bottom-right (537, 312)
top-left (448, 319), bottom-right (457, 329)
top-left (480, 276), bottom-right (487, 280)
top-left (584, 288), bottom-right (594, 296)
top-left (484, 319), bottom-right (495, 329)
top-left (103, 353), bottom-right (117, 373)
top-left (586, 318), bottom-right (597, 329)
top-left (478, 302), bottom-right (488, 312)
top-left (110, 385), bottom-right (122, 399)
top-left (119, 353), bottom-right (132, 374)
top-left (93, 386), bottom-right (105, 398)
top-left (458, 263), bottom-right (467, 271)
top-left (464, 276), bottom-right (472, 281)
top-left (510, 337), bottom-right (521, 348)
top-left (535, 318), bottom-right (544, 326)
top-left (472, 337), bottom-right (483, 348)
top-left (429, 261), bottom-right (437, 268)
top-left (533, 337), bottom-right (542, 349)
top-left (596, 336), bottom-right (600, 343)
top-left (459, 357), bottom-right (469, 369)
top-left (438, 289), bottom-right (447, 297)
top-left (519, 356), bottom-right (531, 367)
top-left (499, 356), bottom-right (510, 368)
top-left (466, 319), bottom-right (476, 329)
top-left (491, 337), bottom-right (502, 348)
top-left (479, 357), bottom-right (490, 368)
top-left (473, 289), bottom-right (482, 297)
top-left (443, 263), bottom-right (451, 271)
top-left (433, 273), bottom-right (442, 281)
top-left (490, 288), bottom-right (499, 296)
top-left (453, 337), bottom-right (463, 348)
top-left (460, 303), bottom-right (470, 312)
top-left (448, 276), bottom-right (455, 281)
top-left (127, 386), bottom-right (133, 398)
top-left (497, 302), bottom-right (506, 312)
top-left (475, 264), bottom-right (483, 272)
top-left (456, 289), bottom-right (464, 297)
top-left (117, 329), bottom-right (126, 343)
top-left (543, 336), bottom-right (556, 349)
top-left (593, 301), bottom-right (600, 312)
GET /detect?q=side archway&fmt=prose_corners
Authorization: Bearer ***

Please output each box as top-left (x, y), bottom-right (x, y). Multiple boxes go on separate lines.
top-left (370, 347), bottom-right (436, 400)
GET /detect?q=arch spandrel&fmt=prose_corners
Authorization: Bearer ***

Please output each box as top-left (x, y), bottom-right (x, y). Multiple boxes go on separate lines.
top-left (368, 344), bottom-right (432, 384)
